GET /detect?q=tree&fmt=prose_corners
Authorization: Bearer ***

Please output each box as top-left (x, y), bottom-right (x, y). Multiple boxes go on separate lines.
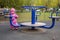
top-left (48, 0), bottom-right (58, 8)
top-left (0, 0), bottom-right (59, 9)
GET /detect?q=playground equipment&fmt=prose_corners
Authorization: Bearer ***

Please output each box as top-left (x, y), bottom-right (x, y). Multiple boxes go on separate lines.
top-left (0, 8), bottom-right (4, 15)
top-left (35, 9), bottom-right (41, 22)
top-left (50, 8), bottom-right (60, 21)
top-left (50, 8), bottom-right (60, 17)
top-left (10, 6), bottom-right (60, 30)
top-left (56, 9), bottom-right (60, 16)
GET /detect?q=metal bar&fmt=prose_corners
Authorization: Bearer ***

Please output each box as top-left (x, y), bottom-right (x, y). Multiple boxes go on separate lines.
top-left (40, 18), bottom-right (55, 29)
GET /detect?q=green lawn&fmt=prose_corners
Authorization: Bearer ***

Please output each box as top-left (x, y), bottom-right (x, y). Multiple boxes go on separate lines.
top-left (17, 12), bottom-right (56, 22)
top-left (0, 12), bottom-right (56, 22)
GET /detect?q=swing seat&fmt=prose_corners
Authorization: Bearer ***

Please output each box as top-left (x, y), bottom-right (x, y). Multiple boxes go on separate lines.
top-left (49, 16), bottom-right (60, 19)
top-left (10, 20), bottom-right (20, 27)
top-left (12, 23), bottom-right (20, 27)
top-left (4, 15), bottom-right (9, 17)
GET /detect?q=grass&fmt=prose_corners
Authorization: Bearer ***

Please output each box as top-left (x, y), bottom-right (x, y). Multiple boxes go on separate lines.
top-left (0, 12), bottom-right (56, 22)
top-left (17, 12), bottom-right (56, 22)
top-left (17, 12), bottom-right (31, 22)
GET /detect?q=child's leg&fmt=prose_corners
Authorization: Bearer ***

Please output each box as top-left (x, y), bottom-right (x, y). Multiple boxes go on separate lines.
top-left (15, 26), bottom-right (19, 30)
top-left (10, 25), bottom-right (15, 30)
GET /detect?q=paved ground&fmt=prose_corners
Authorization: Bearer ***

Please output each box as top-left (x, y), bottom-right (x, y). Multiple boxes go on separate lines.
top-left (0, 21), bottom-right (60, 40)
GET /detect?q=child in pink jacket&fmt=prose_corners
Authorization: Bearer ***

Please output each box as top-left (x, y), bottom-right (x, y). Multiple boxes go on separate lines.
top-left (10, 8), bottom-right (19, 30)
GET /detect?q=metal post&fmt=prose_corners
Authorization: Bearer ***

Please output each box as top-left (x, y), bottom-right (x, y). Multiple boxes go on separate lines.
top-left (31, 9), bottom-right (36, 24)
top-left (36, 15), bottom-right (37, 22)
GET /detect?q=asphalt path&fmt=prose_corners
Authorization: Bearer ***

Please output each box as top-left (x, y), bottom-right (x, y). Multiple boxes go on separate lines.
top-left (0, 21), bottom-right (60, 40)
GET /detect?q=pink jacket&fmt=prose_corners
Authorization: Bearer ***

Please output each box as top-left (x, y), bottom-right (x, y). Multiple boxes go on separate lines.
top-left (10, 8), bottom-right (18, 25)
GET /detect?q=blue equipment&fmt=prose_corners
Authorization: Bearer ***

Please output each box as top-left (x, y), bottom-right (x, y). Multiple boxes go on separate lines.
top-left (9, 6), bottom-right (60, 30)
